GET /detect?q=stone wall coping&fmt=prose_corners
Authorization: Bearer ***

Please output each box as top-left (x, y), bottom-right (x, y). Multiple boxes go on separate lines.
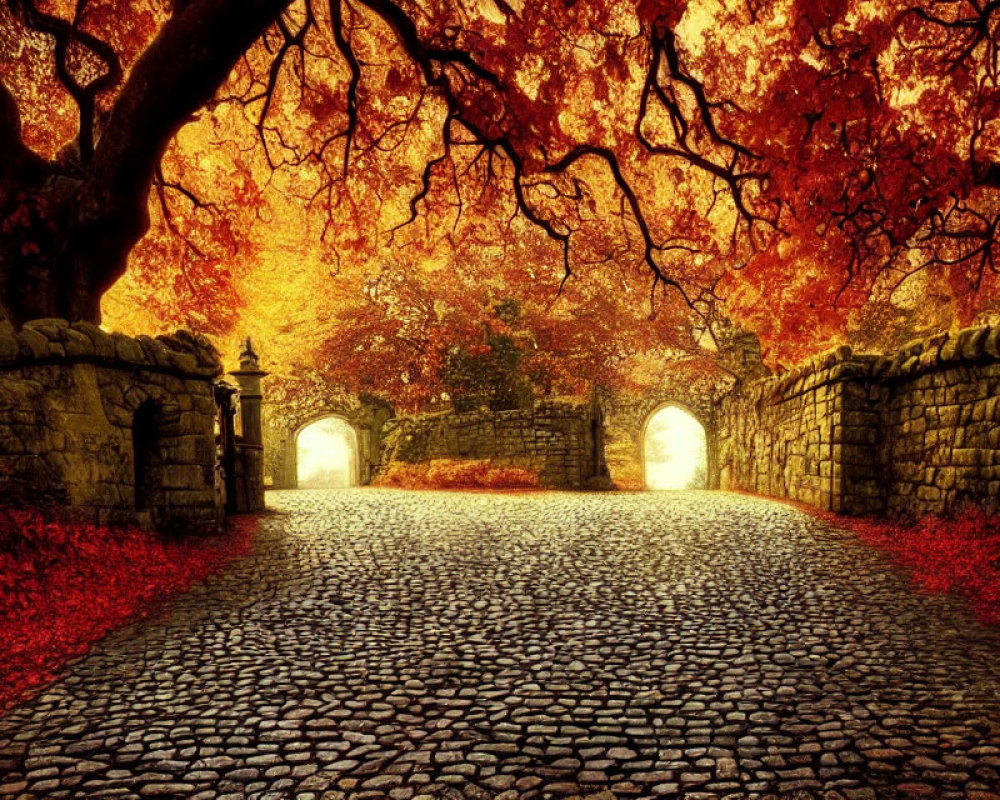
top-left (871, 324), bottom-right (1000, 381)
top-left (743, 347), bottom-right (876, 403)
top-left (390, 398), bottom-right (590, 427)
top-left (742, 323), bottom-right (1000, 403)
top-left (0, 319), bottom-right (222, 379)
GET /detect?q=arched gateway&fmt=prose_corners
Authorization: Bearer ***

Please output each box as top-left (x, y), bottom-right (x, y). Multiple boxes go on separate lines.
top-left (600, 389), bottom-right (718, 490)
top-left (263, 390), bottom-right (394, 489)
top-left (641, 403), bottom-right (708, 490)
top-left (295, 416), bottom-right (360, 488)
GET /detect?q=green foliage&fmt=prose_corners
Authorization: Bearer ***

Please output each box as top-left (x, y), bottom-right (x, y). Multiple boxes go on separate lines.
top-left (442, 299), bottom-right (534, 412)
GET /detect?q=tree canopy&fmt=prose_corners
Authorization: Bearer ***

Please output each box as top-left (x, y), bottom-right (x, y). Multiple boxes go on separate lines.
top-left (3, 0), bottom-right (1000, 405)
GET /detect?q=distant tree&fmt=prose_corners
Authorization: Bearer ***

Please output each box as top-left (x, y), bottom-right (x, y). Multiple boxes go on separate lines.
top-left (442, 300), bottom-right (533, 412)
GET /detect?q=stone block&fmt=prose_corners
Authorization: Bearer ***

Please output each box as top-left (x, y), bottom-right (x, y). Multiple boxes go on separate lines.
top-left (112, 333), bottom-right (145, 364)
top-left (961, 325), bottom-right (990, 360)
top-left (17, 327), bottom-right (51, 359)
top-left (170, 351), bottom-right (200, 375)
top-left (0, 331), bottom-right (17, 362)
top-left (940, 335), bottom-right (961, 362)
top-left (136, 335), bottom-right (169, 367)
top-left (63, 328), bottom-right (93, 357)
top-left (71, 322), bottom-right (116, 359)
top-left (936, 405), bottom-right (960, 427)
top-left (916, 485), bottom-right (941, 502)
top-left (23, 318), bottom-right (70, 341)
top-left (161, 464), bottom-right (210, 490)
top-left (985, 327), bottom-right (1000, 360)
top-left (952, 448), bottom-right (986, 466)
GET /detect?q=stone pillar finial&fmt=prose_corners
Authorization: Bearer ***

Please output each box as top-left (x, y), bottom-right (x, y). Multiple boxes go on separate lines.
top-left (239, 337), bottom-right (259, 371)
top-left (230, 338), bottom-right (268, 447)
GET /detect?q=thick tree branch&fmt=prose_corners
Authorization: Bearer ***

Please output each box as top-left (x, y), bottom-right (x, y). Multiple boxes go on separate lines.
top-left (354, 0), bottom-right (765, 308)
top-left (329, 0), bottom-right (361, 174)
top-left (0, 79), bottom-right (48, 184)
top-left (65, 0), bottom-right (294, 319)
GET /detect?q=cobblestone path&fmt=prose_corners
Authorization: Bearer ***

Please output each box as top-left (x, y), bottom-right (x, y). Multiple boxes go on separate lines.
top-left (2, 490), bottom-right (1000, 800)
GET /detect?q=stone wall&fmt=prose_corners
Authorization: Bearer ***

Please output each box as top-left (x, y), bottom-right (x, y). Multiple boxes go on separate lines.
top-left (380, 399), bottom-right (608, 489)
top-left (717, 348), bottom-right (883, 514)
top-left (0, 319), bottom-right (223, 531)
top-left (601, 387), bottom-right (720, 490)
top-left (262, 387), bottom-right (393, 489)
top-left (718, 325), bottom-right (1000, 517)
top-left (878, 327), bottom-right (1000, 516)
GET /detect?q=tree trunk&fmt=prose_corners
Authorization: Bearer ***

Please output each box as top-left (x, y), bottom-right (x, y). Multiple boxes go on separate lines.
top-left (0, 0), bottom-right (292, 327)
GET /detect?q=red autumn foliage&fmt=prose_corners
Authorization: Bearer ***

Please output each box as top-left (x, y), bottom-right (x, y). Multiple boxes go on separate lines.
top-left (0, 508), bottom-right (256, 714)
top-left (838, 508), bottom-right (1000, 627)
top-left (373, 459), bottom-right (539, 491)
top-left (14, 0), bottom-right (1000, 388)
top-left (792, 501), bottom-right (1000, 627)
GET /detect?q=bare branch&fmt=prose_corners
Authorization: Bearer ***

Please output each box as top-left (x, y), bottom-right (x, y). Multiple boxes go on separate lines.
top-left (9, 0), bottom-right (122, 162)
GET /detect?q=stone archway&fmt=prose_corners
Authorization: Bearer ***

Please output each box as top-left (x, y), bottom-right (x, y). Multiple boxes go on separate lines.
top-left (641, 402), bottom-right (709, 490)
top-left (294, 415), bottom-right (361, 488)
top-left (263, 387), bottom-right (393, 490)
top-left (600, 387), bottom-right (718, 490)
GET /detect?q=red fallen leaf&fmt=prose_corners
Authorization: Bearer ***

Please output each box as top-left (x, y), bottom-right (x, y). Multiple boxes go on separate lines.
top-left (765, 495), bottom-right (1000, 628)
top-left (0, 508), bottom-right (257, 713)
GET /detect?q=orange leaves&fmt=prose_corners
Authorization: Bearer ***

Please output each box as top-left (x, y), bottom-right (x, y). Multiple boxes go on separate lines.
top-left (795, 0), bottom-right (852, 36)
top-left (373, 458), bottom-right (539, 490)
top-left (3, 0), bottom-right (995, 380)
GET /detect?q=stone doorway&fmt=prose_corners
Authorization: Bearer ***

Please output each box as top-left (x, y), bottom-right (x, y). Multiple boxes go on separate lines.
top-left (642, 404), bottom-right (708, 490)
top-left (295, 416), bottom-right (360, 488)
top-left (132, 400), bottom-right (163, 510)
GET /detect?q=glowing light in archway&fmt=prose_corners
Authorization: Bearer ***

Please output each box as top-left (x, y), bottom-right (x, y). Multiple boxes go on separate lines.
top-left (644, 406), bottom-right (707, 490)
top-left (296, 417), bottom-right (358, 488)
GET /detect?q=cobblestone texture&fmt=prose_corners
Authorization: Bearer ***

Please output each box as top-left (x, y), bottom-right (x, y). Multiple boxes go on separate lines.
top-left (2, 489), bottom-right (1000, 800)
